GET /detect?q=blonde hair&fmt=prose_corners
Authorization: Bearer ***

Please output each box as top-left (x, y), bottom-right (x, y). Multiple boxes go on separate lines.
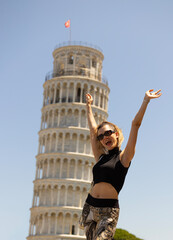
top-left (97, 121), bottom-right (124, 149)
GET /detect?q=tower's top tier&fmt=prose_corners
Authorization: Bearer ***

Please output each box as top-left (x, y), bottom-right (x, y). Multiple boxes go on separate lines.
top-left (45, 41), bottom-right (107, 84)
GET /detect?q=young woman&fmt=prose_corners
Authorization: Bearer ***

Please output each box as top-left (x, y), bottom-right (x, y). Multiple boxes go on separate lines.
top-left (79, 89), bottom-right (162, 240)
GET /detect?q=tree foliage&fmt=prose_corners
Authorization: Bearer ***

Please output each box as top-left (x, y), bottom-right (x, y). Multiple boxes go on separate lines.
top-left (114, 228), bottom-right (143, 240)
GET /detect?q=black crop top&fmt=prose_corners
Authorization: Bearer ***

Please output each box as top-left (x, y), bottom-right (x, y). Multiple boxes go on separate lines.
top-left (92, 147), bottom-right (130, 194)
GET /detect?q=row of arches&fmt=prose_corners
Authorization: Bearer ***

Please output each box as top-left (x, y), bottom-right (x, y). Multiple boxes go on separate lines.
top-left (43, 81), bottom-right (109, 111)
top-left (38, 132), bottom-right (92, 155)
top-left (40, 107), bottom-right (107, 130)
top-left (32, 184), bottom-right (88, 208)
top-left (36, 157), bottom-right (94, 181)
top-left (29, 211), bottom-right (83, 236)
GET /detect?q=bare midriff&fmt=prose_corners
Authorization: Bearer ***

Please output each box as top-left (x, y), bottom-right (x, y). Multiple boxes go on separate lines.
top-left (90, 182), bottom-right (118, 199)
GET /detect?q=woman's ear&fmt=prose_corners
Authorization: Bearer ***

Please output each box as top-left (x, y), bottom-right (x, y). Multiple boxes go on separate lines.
top-left (116, 132), bottom-right (119, 138)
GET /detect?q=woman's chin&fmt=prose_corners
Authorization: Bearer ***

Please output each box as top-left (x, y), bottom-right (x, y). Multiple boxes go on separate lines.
top-left (105, 143), bottom-right (117, 150)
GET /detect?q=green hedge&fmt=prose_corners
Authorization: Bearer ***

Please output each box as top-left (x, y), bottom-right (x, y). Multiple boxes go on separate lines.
top-left (114, 228), bottom-right (143, 240)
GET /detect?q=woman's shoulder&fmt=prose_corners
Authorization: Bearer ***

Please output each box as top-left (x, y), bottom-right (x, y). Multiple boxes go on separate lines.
top-left (119, 149), bottom-right (131, 168)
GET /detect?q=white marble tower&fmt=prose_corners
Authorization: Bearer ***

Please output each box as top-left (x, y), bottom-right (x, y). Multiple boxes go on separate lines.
top-left (27, 41), bottom-right (110, 240)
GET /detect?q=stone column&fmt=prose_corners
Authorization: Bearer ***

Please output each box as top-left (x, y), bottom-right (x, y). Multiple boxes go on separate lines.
top-left (79, 191), bottom-right (82, 208)
top-left (84, 138), bottom-right (87, 154)
top-left (98, 90), bottom-right (101, 107)
top-left (80, 85), bottom-right (83, 103)
top-left (62, 214), bottom-right (65, 234)
top-left (35, 164), bottom-right (38, 179)
top-left (57, 186), bottom-right (61, 206)
top-left (51, 186), bottom-right (54, 205)
top-left (55, 214), bottom-right (58, 234)
top-left (45, 134), bottom-right (48, 153)
top-left (37, 164), bottom-right (40, 179)
top-left (36, 217), bottom-right (39, 235)
top-left (32, 192), bottom-right (35, 207)
top-left (106, 96), bottom-right (108, 111)
top-left (49, 135), bottom-right (52, 153)
top-left (45, 88), bottom-right (47, 106)
top-left (73, 82), bottom-right (77, 102)
top-left (47, 111), bottom-right (50, 128)
top-left (62, 133), bottom-right (65, 152)
top-left (81, 162), bottom-right (85, 180)
top-left (72, 187), bottom-right (75, 206)
top-left (29, 220), bottom-right (32, 235)
top-left (30, 222), bottom-right (33, 235)
top-left (93, 88), bottom-right (96, 105)
top-left (48, 214), bottom-right (51, 235)
top-left (70, 217), bottom-right (73, 234)
top-left (53, 159), bottom-right (56, 178)
top-left (43, 188), bottom-right (46, 205)
top-left (39, 188), bottom-right (42, 206)
top-left (76, 134), bottom-right (79, 153)
top-left (59, 159), bottom-right (63, 178)
top-left (88, 163), bottom-right (92, 181)
top-left (74, 160), bottom-right (77, 179)
top-left (40, 115), bottom-right (43, 130)
top-left (46, 160), bottom-right (50, 178)
top-left (77, 223), bottom-right (80, 235)
top-left (41, 214), bottom-right (45, 234)
top-left (52, 110), bottom-right (55, 127)
top-left (53, 85), bottom-right (57, 103)
top-left (39, 139), bottom-right (42, 154)
top-left (66, 83), bottom-right (69, 102)
top-left (57, 111), bottom-right (60, 127)
top-left (42, 114), bottom-right (44, 129)
top-left (55, 133), bottom-right (58, 152)
top-left (38, 139), bottom-right (41, 154)
top-left (78, 108), bottom-right (81, 127)
top-left (67, 159), bottom-right (70, 178)
top-left (59, 83), bottom-right (62, 103)
top-left (64, 186), bottom-right (67, 205)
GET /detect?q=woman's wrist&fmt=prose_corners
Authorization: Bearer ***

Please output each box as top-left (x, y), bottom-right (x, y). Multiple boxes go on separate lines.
top-left (143, 95), bottom-right (150, 104)
top-left (86, 102), bottom-right (92, 107)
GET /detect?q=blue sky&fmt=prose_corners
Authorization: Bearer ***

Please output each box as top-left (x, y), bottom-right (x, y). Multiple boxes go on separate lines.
top-left (0, 0), bottom-right (173, 240)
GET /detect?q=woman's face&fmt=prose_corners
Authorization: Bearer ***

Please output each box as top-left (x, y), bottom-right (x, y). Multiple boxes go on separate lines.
top-left (97, 124), bottom-right (118, 150)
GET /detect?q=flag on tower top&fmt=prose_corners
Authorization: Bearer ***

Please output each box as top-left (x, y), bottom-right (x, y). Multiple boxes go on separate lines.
top-left (65, 20), bottom-right (70, 28)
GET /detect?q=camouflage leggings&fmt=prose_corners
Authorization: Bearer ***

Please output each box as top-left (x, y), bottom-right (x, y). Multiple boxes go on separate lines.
top-left (79, 196), bottom-right (120, 240)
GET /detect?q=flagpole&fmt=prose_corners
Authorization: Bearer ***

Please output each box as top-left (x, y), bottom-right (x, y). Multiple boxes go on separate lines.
top-left (69, 19), bottom-right (71, 43)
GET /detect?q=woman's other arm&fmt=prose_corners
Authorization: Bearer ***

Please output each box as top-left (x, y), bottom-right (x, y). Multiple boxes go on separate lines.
top-left (120, 89), bottom-right (162, 167)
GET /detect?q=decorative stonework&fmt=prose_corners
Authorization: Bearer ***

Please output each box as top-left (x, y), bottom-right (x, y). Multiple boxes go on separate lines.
top-left (27, 43), bottom-right (110, 240)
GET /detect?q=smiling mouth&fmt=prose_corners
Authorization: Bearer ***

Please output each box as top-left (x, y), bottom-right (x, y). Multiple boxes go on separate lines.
top-left (106, 140), bottom-right (112, 146)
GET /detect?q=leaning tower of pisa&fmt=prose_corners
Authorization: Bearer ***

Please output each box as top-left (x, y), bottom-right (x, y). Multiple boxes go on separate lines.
top-left (27, 41), bottom-right (110, 240)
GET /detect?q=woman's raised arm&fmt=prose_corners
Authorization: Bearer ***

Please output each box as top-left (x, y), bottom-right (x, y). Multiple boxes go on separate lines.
top-left (86, 93), bottom-right (104, 161)
top-left (120, 89), bottom-right (162, 167)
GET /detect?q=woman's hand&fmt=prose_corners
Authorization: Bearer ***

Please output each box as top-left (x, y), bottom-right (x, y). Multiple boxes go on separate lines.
top-left (144, 89), bottom-right (162, 102)
top-left (86, 93), bottom-right (93, 105)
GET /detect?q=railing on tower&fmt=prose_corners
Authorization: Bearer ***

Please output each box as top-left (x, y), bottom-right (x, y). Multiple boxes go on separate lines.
top-left (54, 41), bottom-right (103, 53)
top-left (45, 68), bottom-right (108, 86)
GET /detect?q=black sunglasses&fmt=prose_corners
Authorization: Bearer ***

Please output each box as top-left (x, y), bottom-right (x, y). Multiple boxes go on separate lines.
top-left (97, 130), bottom-right (115, 141)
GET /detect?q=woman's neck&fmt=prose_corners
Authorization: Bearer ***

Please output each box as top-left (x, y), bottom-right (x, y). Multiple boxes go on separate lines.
top-left (108, 146), bottom-right (120, 156)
